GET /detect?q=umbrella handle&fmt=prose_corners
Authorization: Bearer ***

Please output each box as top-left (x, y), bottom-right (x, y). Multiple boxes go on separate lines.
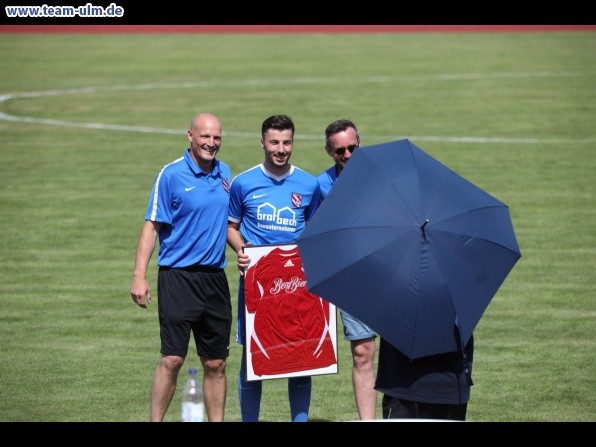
top-left (421, 219), bottom-right (429, 241)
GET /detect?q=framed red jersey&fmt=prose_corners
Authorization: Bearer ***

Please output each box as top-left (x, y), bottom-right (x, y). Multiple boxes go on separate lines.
top-left (243, 243), bottom-right (338, 381)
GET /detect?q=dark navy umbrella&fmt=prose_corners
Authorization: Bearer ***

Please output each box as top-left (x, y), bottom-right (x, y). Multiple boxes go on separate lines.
top-left (297, 139), bottom-right (521, 359)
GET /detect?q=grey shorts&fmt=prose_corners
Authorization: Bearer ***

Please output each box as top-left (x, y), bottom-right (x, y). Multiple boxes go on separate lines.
top-left (340, 309), bottom-right (376, 341)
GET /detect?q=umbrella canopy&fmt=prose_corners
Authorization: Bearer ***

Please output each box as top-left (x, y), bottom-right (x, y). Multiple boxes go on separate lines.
top-left (297, 139), bottom-right (521, 359)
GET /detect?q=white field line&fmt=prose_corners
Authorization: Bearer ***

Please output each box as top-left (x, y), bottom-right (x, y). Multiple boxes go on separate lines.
top-left (1, 73), bottom-right (594, 144)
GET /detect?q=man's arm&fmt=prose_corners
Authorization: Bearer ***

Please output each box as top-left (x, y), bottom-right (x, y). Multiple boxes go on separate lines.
top-left (227, 220), bottom-right (250, 275)
top-left (130, 220), bottom-right (160, 308)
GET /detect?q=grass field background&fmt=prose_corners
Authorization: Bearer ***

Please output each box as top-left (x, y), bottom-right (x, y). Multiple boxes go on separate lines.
top-left (0, 30), bottom-right (594, 422)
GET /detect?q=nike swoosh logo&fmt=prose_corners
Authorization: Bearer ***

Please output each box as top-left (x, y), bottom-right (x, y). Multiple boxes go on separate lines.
top-left (252, 194), bottom-right (266, 199)
top-left (185, 186), bottom-right (196, 192)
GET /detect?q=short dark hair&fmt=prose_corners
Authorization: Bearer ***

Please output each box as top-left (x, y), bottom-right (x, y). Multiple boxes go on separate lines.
top-left (325, 118), bottom-right (359, 148)
top-left (262, 114), bottom-right (295, 138)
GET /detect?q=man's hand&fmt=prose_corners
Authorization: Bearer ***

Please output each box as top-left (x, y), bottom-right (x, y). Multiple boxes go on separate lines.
top-left (237, 244), bottom-right (252, 276)
top-left (130, 275), bottom-right (151, 308)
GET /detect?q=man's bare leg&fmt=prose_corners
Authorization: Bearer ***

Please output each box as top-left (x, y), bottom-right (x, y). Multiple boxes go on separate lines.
top-left (201, 357), bottom-right (227, 422)
top-left (351, 337), bottom-right (377, 420)
top-left (150, 355), bottom-right (185, 422)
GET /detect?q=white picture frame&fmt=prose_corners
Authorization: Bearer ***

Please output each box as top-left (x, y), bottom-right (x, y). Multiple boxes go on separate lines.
top-left (243, 243), bottom-right (338, 381)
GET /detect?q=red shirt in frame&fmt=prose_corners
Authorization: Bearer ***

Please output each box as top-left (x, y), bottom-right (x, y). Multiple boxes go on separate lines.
top-left (244, 245), bottom-right (337, 376)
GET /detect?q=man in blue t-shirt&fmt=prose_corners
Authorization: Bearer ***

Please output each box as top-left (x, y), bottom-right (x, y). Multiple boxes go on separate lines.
top-left (317, 119), bottom-right (378, 420)
top-left (227, 114), bottom-right (321, 422)
top-left (130, 113), bottom-right (232, 422)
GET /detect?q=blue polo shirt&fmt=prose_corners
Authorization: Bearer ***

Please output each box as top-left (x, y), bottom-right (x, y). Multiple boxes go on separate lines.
top-left (145, 148), bottom-right (231, 268)
top-left (228, 163), bottom-right (321, 245)
top-left (316, 165), bottom-right (338, 200)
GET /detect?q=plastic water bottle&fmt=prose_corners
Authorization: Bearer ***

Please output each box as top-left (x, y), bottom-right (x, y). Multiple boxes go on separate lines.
top-left (181, 367), bottom-right (205, 422)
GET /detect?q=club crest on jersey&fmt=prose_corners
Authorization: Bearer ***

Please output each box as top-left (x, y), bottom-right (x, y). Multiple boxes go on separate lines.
top-left (291, 193), bottom-right (303, 208)
top-left (222, 179), bottom-right (230, 193)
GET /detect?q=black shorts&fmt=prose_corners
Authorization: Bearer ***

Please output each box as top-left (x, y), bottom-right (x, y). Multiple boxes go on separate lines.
top-left (157, 265), bottom-right (232, 359)
top-left (382, 394), bottom-right (468, 421)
